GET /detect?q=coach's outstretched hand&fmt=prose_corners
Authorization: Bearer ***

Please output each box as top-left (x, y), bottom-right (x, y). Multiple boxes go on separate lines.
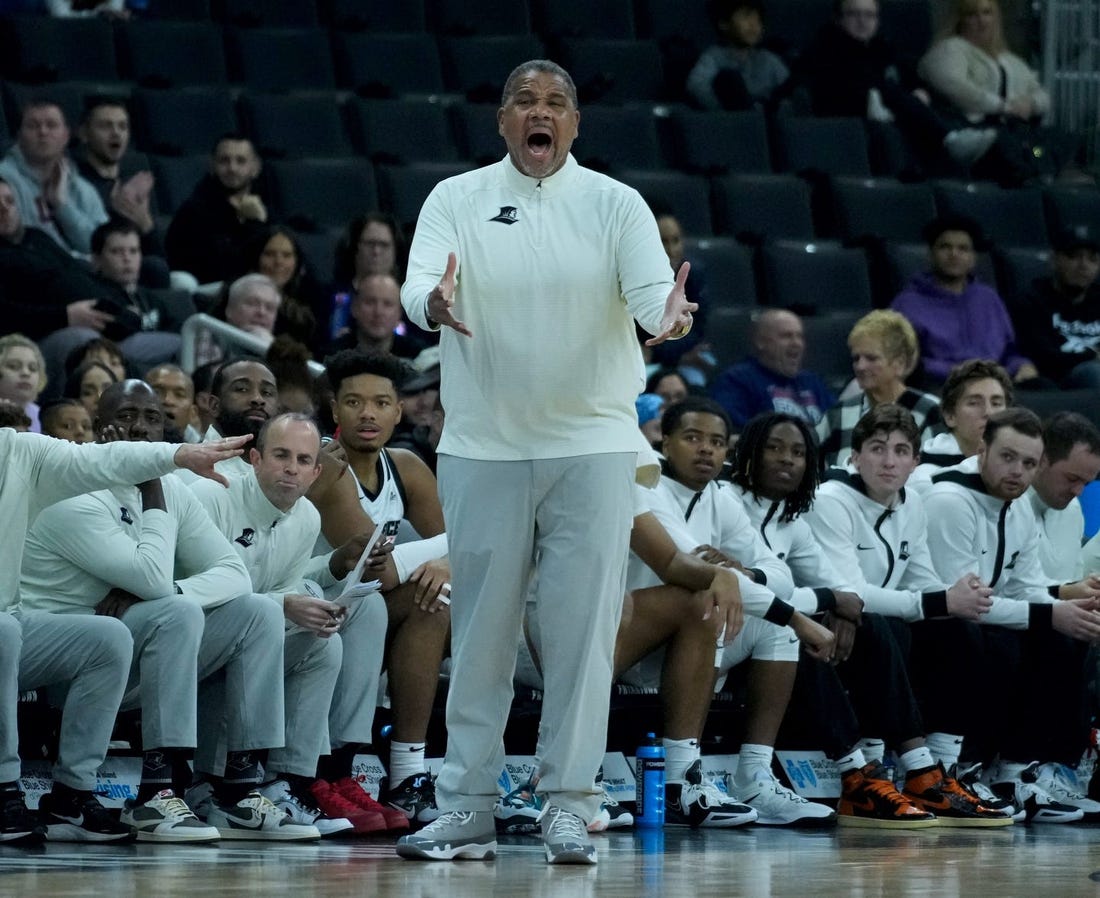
top-left (174, 435), bottom-right (251, 487)
top-left (427, 252), bottom-right (471, 337)
top-left (646, 261), bottom-right (696, 347)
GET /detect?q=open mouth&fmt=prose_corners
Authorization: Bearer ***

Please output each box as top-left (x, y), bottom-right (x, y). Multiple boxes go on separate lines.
top-left (527, 132), bottom-right (552, 158)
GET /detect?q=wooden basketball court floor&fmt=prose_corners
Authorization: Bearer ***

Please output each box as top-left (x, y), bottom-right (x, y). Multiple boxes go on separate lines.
top-left (3, 824), bottom-right (1100, 898)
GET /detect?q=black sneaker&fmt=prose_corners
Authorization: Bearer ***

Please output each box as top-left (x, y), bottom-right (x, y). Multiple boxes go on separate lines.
top-left (39, 792), bottom-right (135, 843)
top-left (385, 773), bottom-right (442, 827)
top-left (0, 791), bottom-right (45, 845)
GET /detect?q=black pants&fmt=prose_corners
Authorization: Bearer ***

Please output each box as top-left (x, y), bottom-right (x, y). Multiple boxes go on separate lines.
top-left (781, 613), bottom-right (924, 758)
top-left (981, 626), bottom-right (1090, 766)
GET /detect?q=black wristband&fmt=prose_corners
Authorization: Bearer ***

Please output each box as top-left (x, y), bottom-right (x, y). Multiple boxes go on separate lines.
top-left (763, 598), bottom-right (795, 628)
top-left (814, 588), bottom-right (837, 612)
top-left (1029, 603), bottom-right (1054, 631)
top-left (920, 590), bottom-right (949, 619)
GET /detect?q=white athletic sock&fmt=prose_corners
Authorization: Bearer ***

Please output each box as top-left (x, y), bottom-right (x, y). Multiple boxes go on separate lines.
top-left (899, 746), bottom-right (935, 776)
top-left (734, 744), bottom-right (774, 790)
top-left (389, 741), bottom-right (426, 784)
top-left (857, 738), bottom-right (886, 764)
top-left (664, 738), bottom-right (700, 782)
top-left (924, 733), bottom-right (964, 771)
top-left (835, 748), bottom-right (867, 775)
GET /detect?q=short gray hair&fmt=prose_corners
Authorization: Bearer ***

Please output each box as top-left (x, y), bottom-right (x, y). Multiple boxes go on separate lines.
top-left (501, 59), bottom-right (578, 108)
top-left (227, 273), bottom-right (280, 309)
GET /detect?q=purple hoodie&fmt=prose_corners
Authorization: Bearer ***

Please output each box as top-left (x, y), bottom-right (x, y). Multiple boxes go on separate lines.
top-left (891, 272), bottom-right (1031, 381)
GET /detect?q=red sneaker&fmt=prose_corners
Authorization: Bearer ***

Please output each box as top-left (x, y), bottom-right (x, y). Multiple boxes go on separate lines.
top-left (330, 777), bottom-right (409, 832)
top-left (309, 780), bottom-right (387, 834)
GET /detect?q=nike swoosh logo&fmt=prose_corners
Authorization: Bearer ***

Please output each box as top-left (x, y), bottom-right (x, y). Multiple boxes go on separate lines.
top-left (788, 635), bottom-right (799, 644)
top-left (856, 544), bottom-right (874, 551)
top-left (51, 813), bottom-right (84, 826)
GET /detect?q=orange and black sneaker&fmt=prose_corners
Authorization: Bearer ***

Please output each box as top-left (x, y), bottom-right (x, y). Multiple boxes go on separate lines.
top-left (902, 763), bottom-right (1014, 828)
top-left (838, 761), bottom-right (937, 829)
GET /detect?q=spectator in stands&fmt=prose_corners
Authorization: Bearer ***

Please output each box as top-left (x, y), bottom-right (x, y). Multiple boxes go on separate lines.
top-left (0, 100), bottom-right (108, 256)
top-left (329, 212), bottom-right (407, 345)
top-left (816, 310), bottom-right (941, 469)
top-left (165, 134), bottom-right (268, 285)
top-left (647, 367), bottom-right (691, 406)
top-left (89, 220), bottom-right (190, 359)
top-left (0, 399), bottom-right (31, 432)
top-left (0, 177), bottom-right (109, 341)
top-left (891, 215), bottom-right (1038, 387)
top-left (64, 359), bottom-right (117, 417)
top-left (0, 180), bottom-right (167, 395)
top-left (919, 0), bottom-right (1048, 126)
top-left (328, 273), bottom-right (425, 361)
top-left (242, 225), bottom-right (328, 352)
top-left (145, 362), bottom-right (201, 443)
top-left (0, 333), bottom-right (46, 433)
top-left (334, 212), bottom-right (406, 288)
top-left (195, 274), bottom-right (281, 367)
top-left (791, 0), bottom-right (997, 170)
top-left (75, 98), bottom-right (161, 261)
top-left (687, 0), bottom-right (789, 111)
top-left (918, 0), bottom-right (1073, 185)
top-left (709, 309), bottom-right (835, 429)
top-left (39, 398), bottom-right (92, 444)
top-left (910, 358), bottom-right (1013, 491)
top-left (65, 336), bottom-right (126, 384)
top-left (1011, 226), bottom-right (1100, 389)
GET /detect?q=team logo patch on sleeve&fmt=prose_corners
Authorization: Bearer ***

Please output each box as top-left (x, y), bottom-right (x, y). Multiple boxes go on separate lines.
top-left (489, 206), bottom-right (520, 225)
top-left (234, 528), bottom-right (256, 547)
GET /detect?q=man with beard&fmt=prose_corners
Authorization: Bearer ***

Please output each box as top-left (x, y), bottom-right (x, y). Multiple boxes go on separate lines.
top-left (925, 407), bottom-right (1100, 820)
top-left (165, 134), bottom-right (268, 285)
top-left (177, 358), bottom-right (277, 476)
top-left (21, 381), bottom-right (307, 841)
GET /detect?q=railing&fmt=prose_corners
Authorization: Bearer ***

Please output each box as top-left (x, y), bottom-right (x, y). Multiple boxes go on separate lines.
top-left (179, 314), bottom-right (325, 377)
top-left (1041, 0), bottom-right (1100, 164)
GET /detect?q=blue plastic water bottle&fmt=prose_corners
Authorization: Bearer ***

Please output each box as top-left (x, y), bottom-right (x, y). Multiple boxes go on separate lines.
top-left (635, 733), bottom-right (666, 827)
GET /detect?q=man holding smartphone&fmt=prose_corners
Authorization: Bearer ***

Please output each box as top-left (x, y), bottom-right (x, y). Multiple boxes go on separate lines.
top-left (312, 349), bottom-right (451, 827)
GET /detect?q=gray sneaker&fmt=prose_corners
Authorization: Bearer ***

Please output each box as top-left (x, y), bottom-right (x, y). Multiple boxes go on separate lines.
top-left (541, 806), bottom-right (597, 865)
top-left (395, 810), bottom-right (497, 861)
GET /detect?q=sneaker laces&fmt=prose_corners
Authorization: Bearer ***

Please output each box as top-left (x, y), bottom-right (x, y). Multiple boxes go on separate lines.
top-left (421, 809), bottom-right (479, 832)
top-left (686, 778), bottom-right (736, 809)
top-left (545, 807), bottom-right (588, 842)
top-left (284, 790), bottom-right (324, 818)
top-left (150, 792), bottom-right (199, 821)
top-left (858, 775), bottom-right (916, 810)
top-left (936, 771), bottom-right (984, 808)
